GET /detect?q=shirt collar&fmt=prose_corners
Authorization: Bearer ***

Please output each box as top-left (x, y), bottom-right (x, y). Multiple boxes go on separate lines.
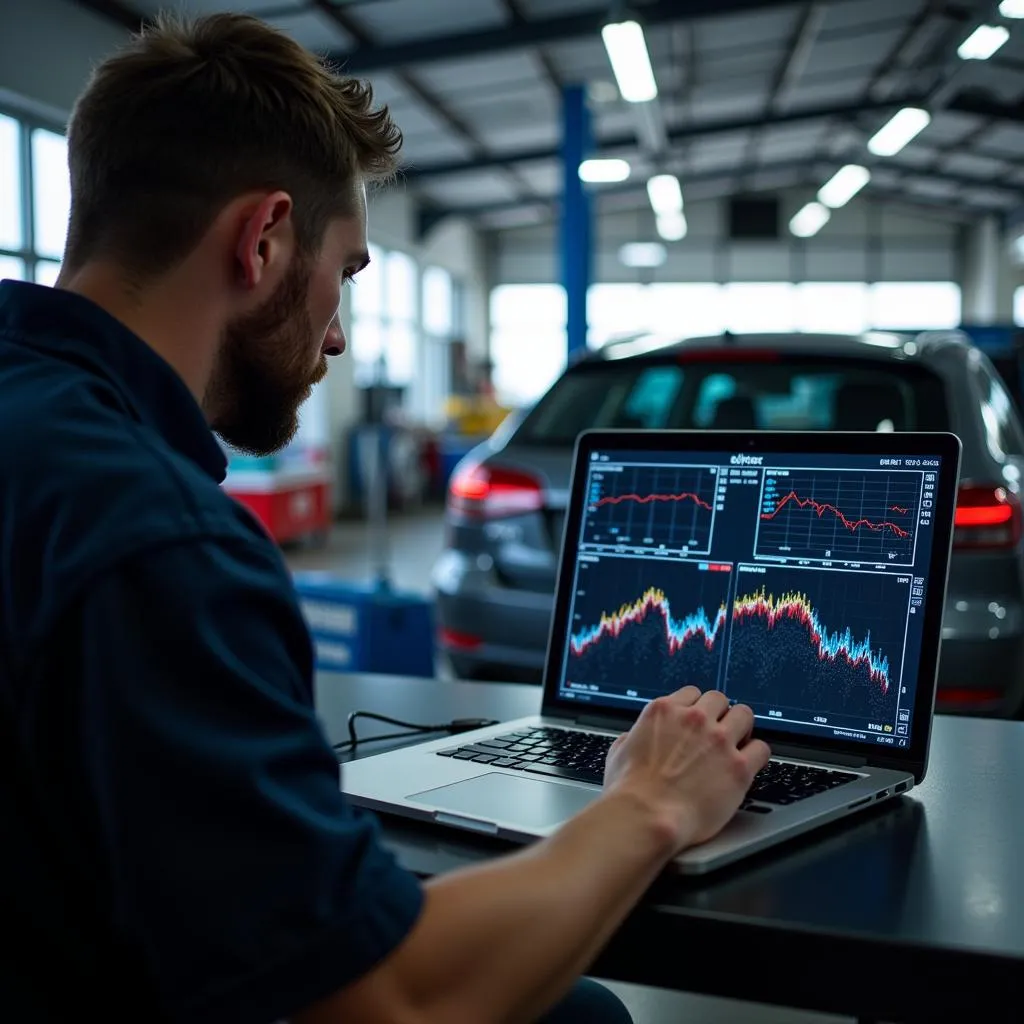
top-left (0, 280), bottom-right (227, 482)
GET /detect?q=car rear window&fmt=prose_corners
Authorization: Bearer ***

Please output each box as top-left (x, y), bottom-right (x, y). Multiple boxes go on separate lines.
top-left (513, 356), bottom-right (950, 446)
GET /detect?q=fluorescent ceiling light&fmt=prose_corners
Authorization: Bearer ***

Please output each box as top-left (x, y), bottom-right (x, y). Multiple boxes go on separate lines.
top-left (656, 212), bottom-right (687, 241)
top-left (790, 202), bottom-right (830, 238)
top-left (578, 158), bottom-right (631, 183)
top-left (999, 0), bottom-right (1024, 18)
top-left (601, 20), bottom-right (658, 103)
top-left (646, 174), bottom-right (683, 216)
top-left (619, 242), bottom-right (667, 268)
top-left (867, 107), bottom-right (931, 156)
top-left (817, 164), bottom-right (871, 208)
top-left (958, 24), bottom-right (1010, 60)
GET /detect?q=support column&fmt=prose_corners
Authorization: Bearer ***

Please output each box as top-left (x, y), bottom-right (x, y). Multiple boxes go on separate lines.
top-left (962, 215), bottom-right (1002, 324)
top-left (561, 83), bottom-right (593, 359)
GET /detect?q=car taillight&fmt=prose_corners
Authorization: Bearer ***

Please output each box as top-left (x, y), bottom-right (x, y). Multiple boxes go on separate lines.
top-left (953, 483), bottom-right (1021, 549)
top-left (448, 462), bottom-right (544, 519)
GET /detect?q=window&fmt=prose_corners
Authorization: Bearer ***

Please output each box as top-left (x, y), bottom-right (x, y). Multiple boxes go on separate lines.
top-left (868, 282), bottom-right (961, 331)
top-left (34, 260), bottom-right (61, 287)
top-left (31, 129), bottom-right (70, 262)
top-left (0, 114), bottom-right (21, 252)
top-left (587, 283), bottom-right (728, 347)
top-left (420, 266), bottom-right (456, 425)
top-left (795, 283), bottom-right (869, 334)
top-left (490, 284), bottom-right (567, 406)
top-left (350, 244), bottom-right (427, 402)
top-left (723, 283), bottom-right (797, 333)
top-left (975, 360), bottom-right (1024, 458)
top-left (1014, 286), bottom-right (1024, 328)
top-left (514, 357), bottom-right (949, 446)
top-left (423, 266), bottom-right (454, 336)
top-left (0, 255), bottom-right (25, 282)
top-left (1, 113), bottom-right (71, 285)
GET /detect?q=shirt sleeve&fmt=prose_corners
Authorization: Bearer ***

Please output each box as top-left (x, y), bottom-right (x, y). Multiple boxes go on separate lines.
top-left (45, 533), bottom-right (424, 1024)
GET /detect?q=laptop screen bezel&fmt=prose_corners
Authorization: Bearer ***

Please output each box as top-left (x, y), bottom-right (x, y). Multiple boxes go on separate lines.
top-left (540, 429), bottom-right (962, 780)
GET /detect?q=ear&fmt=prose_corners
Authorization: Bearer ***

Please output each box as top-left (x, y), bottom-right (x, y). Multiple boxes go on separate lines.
top-left (234, 191), bottom-right (295, 293)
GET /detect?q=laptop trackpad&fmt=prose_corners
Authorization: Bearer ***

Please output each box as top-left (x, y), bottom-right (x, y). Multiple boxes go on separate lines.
top-left (409, 772), bottom-right (598, 830)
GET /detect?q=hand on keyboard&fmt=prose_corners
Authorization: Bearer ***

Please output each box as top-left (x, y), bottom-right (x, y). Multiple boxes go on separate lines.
top-left (602, 686), bottom-right (771, 853)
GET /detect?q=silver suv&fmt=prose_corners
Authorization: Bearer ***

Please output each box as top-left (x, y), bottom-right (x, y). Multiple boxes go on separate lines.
top-left (433, 331), bottom-right (1024, 718)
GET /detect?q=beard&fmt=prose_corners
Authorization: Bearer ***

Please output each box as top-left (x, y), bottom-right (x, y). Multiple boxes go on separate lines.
top-left (207, 254), bottom-right (329, 457)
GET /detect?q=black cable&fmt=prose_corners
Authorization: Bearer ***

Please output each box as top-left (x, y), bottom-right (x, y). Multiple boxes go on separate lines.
top-left (333, 710), bottom-right (499, 758)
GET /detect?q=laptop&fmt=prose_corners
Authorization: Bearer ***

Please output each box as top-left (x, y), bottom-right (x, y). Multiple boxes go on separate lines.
top-left (342, 429), bottom-right (961, 874)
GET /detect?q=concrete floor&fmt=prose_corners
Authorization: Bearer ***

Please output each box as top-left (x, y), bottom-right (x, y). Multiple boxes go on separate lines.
top-left (285, 508), bottom-right (854, 1024)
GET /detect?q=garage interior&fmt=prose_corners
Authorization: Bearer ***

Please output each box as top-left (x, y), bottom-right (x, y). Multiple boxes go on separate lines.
top-left (4, 0), bottom-right (1024, 1020)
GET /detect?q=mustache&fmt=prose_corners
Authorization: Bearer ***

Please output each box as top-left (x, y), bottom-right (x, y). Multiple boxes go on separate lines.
top-left (310, 355), bottom-right (329, 387)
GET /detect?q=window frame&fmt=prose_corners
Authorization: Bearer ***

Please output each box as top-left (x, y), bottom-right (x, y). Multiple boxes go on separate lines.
top-left (0, 104), bottom-right (68, 284)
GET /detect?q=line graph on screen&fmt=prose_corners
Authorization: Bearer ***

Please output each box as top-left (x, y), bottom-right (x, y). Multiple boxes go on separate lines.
top-left (583, 464), bottom-right (720, 554)
top-left (755, 469), bottom-right (922, 565)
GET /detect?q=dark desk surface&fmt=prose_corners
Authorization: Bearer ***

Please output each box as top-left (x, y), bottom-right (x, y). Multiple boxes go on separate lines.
top-left (316, 673), bottom-right (1024, 1022)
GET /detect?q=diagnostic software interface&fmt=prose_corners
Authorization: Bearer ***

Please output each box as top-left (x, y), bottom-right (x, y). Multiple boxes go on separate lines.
top-left (558, 447), bottom-right (946, 749)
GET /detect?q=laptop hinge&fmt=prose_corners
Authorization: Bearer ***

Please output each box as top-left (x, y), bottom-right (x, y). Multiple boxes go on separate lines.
top-left (549, 711), bottom-right (629, 731)
top-left (770, 742), bottom-right (868, 768)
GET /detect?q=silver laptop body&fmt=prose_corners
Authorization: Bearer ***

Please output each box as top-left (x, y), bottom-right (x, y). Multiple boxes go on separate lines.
top-left (343, 429), bottom-right (961, 874)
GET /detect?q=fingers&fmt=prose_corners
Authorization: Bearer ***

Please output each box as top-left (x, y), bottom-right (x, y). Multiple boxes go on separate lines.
top-left (721, 702), bottom-right (755, 745)
top-left (738, 738), bottom-right (772, 775)
top-left (695, 688), bottom-right (730, 720)
top-left (666, 685), bottom-right (702, 707)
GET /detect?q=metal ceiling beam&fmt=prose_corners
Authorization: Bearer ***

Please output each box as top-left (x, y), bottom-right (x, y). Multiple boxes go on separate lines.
top-left (422, 153), bottom-right (1018, 220)
top-left (311, 0), bottom-right (542, 204)
top-left (401, 95), bottom-right (924, 180)
top-left (68, 0), bottom-right (145, 31)
top-left (499, 0), bottom-right (563, 102)
top-left (944, 91), bottom-right (1024, 124)
top-left (328, 0), bottom-right (864, 73)
top-left (741, 1), bottom-right (826, 189)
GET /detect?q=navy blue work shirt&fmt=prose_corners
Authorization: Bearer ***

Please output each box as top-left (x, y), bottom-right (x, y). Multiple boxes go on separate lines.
top-left (0, 281), bottom-right (423, 1022)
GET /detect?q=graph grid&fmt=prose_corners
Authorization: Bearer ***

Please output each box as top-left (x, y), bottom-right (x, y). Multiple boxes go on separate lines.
top-left (582, 464), bottom-right (719, 555)
top-left (724, 566), bottom-right (911, 726)
top-left (754, 468), bottom-right (922, 566)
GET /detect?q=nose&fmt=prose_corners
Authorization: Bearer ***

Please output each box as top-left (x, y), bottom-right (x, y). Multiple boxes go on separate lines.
top-left (322, 312), bottom-right (346, 357)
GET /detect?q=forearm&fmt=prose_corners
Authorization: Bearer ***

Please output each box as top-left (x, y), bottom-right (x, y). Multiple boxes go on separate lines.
top-left (386, 790), bottom-right (675, 1024)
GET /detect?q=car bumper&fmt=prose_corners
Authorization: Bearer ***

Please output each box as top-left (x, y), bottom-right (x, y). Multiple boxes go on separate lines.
top-left (433, 550), bottom-right (551, 680)
top-left (939, 593), bottom-right (1024, 716)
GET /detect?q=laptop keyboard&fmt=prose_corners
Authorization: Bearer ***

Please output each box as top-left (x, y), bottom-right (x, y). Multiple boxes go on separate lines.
top-left (437, 726), bottom-right (861, 813)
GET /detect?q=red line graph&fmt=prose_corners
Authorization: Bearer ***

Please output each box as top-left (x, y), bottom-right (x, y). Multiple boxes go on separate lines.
top-left (593, 491), bottom-right (713, 511)
top-left (762, 491), bottom-right (911, 538)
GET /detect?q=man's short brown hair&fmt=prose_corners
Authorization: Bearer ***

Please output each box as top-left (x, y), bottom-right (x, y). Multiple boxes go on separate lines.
top-left (64, 12), bottom-right (402, 279)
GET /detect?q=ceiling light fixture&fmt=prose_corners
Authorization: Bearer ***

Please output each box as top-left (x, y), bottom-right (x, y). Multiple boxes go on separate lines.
top-left (999, 0), bottom-right (1024, 18)
top-left (619, 242), bottom-right (667, 268)
top-left (817, 164), bottom-right (871, 208)
top-left (867, 107), bottom-right (931, 156)
top-left (656, 212), bottom-right (687, 241)
top-left (790, 202), bottom-right (831, 238)
top-left (601, 19), bottom-right (658, 103)
top-left (578, 158), bottom-right (631, 183)
top-left (957, 24), bottom-right (1010, 60)
top-left (646, 174), bottom-right (683, 216)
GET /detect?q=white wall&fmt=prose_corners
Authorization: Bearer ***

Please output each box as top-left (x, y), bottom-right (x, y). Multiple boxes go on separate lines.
top-left (494, 190), bottom-right (962, 285)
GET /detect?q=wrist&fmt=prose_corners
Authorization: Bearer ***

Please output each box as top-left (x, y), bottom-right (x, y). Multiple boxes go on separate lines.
top-left (594, 785), bottom-right (682, 864)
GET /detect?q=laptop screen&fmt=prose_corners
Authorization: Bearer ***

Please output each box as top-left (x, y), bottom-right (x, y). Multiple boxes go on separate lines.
top-left (556, 445), bottom-right (949, 751)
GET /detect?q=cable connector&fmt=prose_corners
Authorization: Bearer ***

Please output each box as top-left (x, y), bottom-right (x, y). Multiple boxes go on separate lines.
top-left (448, 718), bottom-right (500, 733)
